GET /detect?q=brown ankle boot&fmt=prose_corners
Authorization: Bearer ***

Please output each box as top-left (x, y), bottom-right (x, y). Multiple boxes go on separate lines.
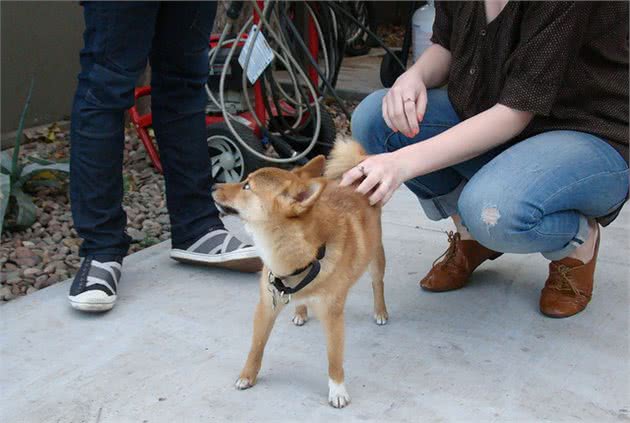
top-left (540, 229), bottom-right (600, 318)
top-left (420, 232), bottom-right (503, 292)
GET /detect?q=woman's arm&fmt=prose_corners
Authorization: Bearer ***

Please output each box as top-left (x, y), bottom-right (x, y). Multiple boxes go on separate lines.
top-left (414, 43), bottom-right (452, 89)
top-left (398, 104), bottom-right (533, 178)
top-left (342, 104), bottom-right (534, 205)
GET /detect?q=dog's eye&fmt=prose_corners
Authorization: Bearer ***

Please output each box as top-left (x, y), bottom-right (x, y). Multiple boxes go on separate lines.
top-left (243, 182), bottom-right (251, 191)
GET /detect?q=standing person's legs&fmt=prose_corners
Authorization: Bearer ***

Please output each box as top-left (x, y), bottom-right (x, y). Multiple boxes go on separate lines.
top-left (151, 3), bottom-right (262, 271)
top-left (69, 2), bottom-right (160, 311)
top-left (148, 2), bottom-right (221, 248)
top-left (71, 2), bottom-right (159, 258)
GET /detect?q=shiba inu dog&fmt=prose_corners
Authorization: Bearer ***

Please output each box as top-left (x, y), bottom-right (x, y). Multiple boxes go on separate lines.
top-left (211, 139), bottom-right (388, 408)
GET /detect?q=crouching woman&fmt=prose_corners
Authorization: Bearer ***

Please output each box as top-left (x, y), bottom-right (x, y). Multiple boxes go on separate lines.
top-left (347, 1), bottom-right (629, 317)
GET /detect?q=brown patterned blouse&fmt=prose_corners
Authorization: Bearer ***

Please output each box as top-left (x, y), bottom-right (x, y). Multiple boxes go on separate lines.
top-left (431, 1), bottom-right (629, 163)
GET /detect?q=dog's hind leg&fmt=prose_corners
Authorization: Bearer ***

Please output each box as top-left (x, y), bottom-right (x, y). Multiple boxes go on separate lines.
top-left (292, 304), bottom-right (308, 326)
top-left (369, 241), bottom-right (388, 325)
top-left (235, 298), bottom-right (282, 390)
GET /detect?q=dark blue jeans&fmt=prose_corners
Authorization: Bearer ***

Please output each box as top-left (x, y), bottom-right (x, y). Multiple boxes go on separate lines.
top-left (71, 2), bottom-right (220, 258)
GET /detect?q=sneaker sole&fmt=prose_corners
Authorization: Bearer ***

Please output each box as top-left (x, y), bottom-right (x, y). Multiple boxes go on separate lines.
top-left (68, 295), bottom-right (117, 312)
top-left (170, 249), bottom-right (263, 273)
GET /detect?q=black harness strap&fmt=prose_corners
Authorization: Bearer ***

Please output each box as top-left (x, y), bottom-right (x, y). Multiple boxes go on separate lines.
top-left (269, 245), bottom-right (326, 296)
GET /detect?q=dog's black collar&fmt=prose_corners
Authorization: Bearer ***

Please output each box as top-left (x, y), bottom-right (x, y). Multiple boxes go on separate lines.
top-left (268, 245), bottom-right (326, 296)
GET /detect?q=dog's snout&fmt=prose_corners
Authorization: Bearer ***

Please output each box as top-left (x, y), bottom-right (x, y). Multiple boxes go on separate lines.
top-left (211, 185), bottom-right (218, 192)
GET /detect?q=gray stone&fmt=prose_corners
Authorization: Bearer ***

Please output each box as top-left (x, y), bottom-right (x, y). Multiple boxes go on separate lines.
top-left (14, 247), bottom-right (33, 259)
top-left (53, 261), bottom-right (68, 272)
top-left (14, 256), bottom-right (41, 267)
top-left (127, 228), bottom-right (145, 242)
top-left (142, 220), bottom-right (162, 237)
top-left (57, 213), bottom-right (71, 222)
top-left (55, 270), bottom-right (69, 280)
top-left (62, 238), bottom-right (80, 248)
top-left (6, 274), bottom-right (21, 285)
top-left (0, 285), bottom-right (14, 301)
top-left (23, 268), bottom-right (41, 277)
top-left (3, 263), bottom-right (18, 272)
top-left (34, 275), bottom-right (49, 288)
top-left (39, 214), bottom-right (52, 225)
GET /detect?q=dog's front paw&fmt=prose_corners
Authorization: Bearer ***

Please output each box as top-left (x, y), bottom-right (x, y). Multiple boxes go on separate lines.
top-left (328, 380), bottom-right (351, 408)
top-left (234, 377), bottom-right (254, 390)
top-left (292, 314), bottom-right (308, 326)
top-left (374, 311), bottom-right (389, 325)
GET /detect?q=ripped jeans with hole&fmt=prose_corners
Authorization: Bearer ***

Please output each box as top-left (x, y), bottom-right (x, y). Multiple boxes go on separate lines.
top-left (351, 89), bottom-right (629, 260)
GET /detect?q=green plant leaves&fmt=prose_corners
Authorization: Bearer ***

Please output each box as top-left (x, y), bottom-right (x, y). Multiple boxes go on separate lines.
top-left (12, 79), bottom-right (35, 181)
top-left (1, 78), bottom-right (58, 233)
top-left (10, 188), bottom-right (37, 230)
top-left (19, 162), bottom-right (70, 187)
top-left (1, 151), bottom-right (13, 175)
top-left (26, 155), bottom-right (57, 166)
top-left (0, 173), bottom-right (10, 234)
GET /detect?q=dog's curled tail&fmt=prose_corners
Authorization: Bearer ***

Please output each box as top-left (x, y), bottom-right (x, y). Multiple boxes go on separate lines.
top-left (324, 137), bottom-right (367, 179)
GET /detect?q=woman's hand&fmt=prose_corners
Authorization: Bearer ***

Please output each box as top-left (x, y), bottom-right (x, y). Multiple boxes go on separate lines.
top-left (340, 152), bottom-right (411, 206)
top-left (382, 68), bottom-right (427, 138)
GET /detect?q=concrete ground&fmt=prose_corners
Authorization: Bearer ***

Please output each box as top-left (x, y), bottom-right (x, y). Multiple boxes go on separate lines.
top-left (277, 48), bottom-right (386, 101)
top-left (332, 49), bottom-right (386, 100)
top-left (1, 186), bottom-right (629, 423)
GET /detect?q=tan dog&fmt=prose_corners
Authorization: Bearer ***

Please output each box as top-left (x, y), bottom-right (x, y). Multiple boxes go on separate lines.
top-left (212, 139), bottom-right (388, 408)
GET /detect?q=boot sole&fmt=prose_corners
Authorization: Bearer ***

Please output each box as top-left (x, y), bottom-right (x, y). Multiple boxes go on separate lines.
top-left (420, 283), bottom-right (467, 292)
top-left (540, 307), bottom-right (587, 318)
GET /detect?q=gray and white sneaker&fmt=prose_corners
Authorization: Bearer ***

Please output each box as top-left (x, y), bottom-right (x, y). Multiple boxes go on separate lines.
top-left (68, 257), bottom-right (122, 312)
top-left (170, 228), bottom-right (262, 273)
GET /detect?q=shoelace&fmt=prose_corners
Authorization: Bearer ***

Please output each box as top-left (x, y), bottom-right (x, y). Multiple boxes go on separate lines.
top-left (548, 263), bottom-right (586, 297)
top-left (432, 231), bottom-right (460, 269)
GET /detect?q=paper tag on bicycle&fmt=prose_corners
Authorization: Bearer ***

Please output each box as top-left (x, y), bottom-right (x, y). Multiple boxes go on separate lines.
top-left (238, 25), bottom-right (274, 84)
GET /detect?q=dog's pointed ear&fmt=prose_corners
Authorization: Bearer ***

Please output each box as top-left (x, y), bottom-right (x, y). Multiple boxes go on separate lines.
top-left (280, 180), bottom-right (325, 217)
top-left (292, 155), bottom-right (326, 179)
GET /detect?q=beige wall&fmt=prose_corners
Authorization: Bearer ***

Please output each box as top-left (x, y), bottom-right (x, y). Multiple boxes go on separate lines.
top-left (1, 1), bottom-right (84, 148)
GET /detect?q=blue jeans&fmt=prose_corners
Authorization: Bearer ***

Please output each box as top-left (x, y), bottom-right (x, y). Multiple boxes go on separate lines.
top-left (71, 2), bottom-right (220, 258)
top-left (352, 89), bottom-right (629, 260)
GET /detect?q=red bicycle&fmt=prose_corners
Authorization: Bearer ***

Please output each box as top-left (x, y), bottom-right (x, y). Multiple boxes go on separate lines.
top-left (128, 2), bottom-right (338, 183)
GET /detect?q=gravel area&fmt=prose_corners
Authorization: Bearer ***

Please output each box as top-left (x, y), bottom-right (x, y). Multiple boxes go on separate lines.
top-left (1, 102), bottom-right (354, 302)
